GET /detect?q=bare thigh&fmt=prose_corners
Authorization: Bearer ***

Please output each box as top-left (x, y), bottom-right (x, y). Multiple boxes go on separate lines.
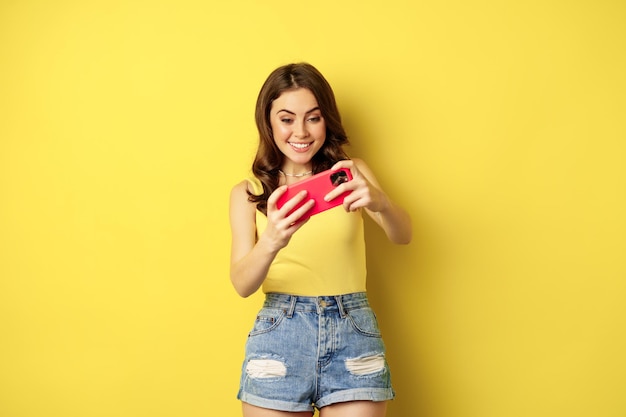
top-left (242, 402), bottom-right (313, 417)
top-left (319, 400), bottom-right (387, 417)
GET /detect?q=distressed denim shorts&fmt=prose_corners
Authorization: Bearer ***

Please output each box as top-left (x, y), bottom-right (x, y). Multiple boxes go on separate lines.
top-left (237, 292), bottom-right (394, 412)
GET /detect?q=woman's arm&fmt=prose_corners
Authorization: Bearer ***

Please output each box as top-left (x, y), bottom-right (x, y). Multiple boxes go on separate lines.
top-left (229, 181), bottom-right (314, 297)
top-left (328, 159), bottom-right (412, 245)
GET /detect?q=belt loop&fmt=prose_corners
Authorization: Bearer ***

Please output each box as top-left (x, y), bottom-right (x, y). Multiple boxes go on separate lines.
top-left (335, 295), bottom-right (347, 318)
top-left (286, 295), bottom-right (297, 318)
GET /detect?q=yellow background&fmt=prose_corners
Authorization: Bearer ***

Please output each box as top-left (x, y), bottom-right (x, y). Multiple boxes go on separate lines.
top-left (1, 1), bottom-right (625, 416)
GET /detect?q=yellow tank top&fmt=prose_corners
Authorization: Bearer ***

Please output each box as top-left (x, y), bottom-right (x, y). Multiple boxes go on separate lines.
top-left (247, 176), bottom-right (367, 296)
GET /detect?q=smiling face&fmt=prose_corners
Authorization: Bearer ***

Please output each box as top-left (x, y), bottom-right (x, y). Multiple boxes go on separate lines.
top-left (269, 88), bottom-right (326, 174)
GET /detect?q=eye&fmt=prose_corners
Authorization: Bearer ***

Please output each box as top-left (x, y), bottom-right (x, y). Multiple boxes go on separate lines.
top-left (280, 118), bottom-right (293, 124)
top-left (307, 116), bottom-right (322, 123)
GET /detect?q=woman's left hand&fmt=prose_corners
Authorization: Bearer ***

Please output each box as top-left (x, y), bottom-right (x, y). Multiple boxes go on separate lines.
top-left (324, 159), bottom-right (388, 213)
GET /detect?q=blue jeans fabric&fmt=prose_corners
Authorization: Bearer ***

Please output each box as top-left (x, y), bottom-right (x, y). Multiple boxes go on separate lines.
top-left (237, 292), bottom-right (394, 412)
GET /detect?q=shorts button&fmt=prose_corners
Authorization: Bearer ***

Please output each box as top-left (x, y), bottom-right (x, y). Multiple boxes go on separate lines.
top-left (319, 300), bottom-right (327, 308)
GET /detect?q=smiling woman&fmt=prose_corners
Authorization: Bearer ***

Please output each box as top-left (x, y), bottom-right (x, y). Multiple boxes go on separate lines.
top-left (228, 63), bottom-right (412, 417)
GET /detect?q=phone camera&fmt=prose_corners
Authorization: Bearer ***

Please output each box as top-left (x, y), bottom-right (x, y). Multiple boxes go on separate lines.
top-left (330, 171), bottom-right (349, 187)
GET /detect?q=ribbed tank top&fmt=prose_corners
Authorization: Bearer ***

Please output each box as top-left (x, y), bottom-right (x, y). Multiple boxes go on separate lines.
top-left (247, 176), bottom-right (367, 296)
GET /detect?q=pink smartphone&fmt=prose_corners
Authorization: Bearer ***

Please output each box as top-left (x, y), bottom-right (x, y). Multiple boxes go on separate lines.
top-left (276, 168), bottom-right (353, 219)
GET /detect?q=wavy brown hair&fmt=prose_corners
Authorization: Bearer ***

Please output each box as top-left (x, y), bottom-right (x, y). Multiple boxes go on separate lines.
top-left (249, 63), bottom-right (350, 214)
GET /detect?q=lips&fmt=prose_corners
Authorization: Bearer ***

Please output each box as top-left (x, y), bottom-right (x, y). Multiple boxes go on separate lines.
top-left (288, 142), bottom-right (312, 152)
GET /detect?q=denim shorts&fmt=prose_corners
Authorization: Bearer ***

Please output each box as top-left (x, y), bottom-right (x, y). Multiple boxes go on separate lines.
top-left (237, 292), bottom-right (394, 412)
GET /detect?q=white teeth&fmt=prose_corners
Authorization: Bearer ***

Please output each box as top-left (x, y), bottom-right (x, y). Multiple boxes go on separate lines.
top-left (289, 142), bottom-right (310, 149)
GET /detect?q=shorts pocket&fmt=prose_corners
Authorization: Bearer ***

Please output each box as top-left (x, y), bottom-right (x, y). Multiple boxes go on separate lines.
top-left (346, 306), bottom-right (382, 337)
top-left (248, 307), bottom-right (287, 337)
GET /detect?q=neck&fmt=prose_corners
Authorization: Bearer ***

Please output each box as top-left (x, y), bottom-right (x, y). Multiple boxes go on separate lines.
top-left (279, 169), bottom-right (313, 178)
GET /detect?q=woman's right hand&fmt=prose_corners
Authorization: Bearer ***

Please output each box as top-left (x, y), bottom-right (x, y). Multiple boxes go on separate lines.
top-left (259, 186), bottom-right (315, 252)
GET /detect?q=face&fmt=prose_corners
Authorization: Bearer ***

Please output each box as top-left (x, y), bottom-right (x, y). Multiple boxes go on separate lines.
top-left (269, 88), bottom-right (326, 172)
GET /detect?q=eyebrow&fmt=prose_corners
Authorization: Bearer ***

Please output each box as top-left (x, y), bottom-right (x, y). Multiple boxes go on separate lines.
top-left (275, 107), bottom-right (320, 115)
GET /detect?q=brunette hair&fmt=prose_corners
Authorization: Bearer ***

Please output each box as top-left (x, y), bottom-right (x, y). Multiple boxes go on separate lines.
top-left (249, 63), bottom-right (350, 214)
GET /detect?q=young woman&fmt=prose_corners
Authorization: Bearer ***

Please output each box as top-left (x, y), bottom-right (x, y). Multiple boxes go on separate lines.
top-left (229, 63), bottom-right (412, 417)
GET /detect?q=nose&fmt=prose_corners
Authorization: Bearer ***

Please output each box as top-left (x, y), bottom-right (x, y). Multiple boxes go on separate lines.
top-left (293, 120), bottom-right (309, 138)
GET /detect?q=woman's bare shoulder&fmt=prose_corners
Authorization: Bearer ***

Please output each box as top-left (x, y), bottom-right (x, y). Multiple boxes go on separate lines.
top-left (230, 180), bottom-right (254, 206)
top-left (231, 179), bottom-right (250, 194)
